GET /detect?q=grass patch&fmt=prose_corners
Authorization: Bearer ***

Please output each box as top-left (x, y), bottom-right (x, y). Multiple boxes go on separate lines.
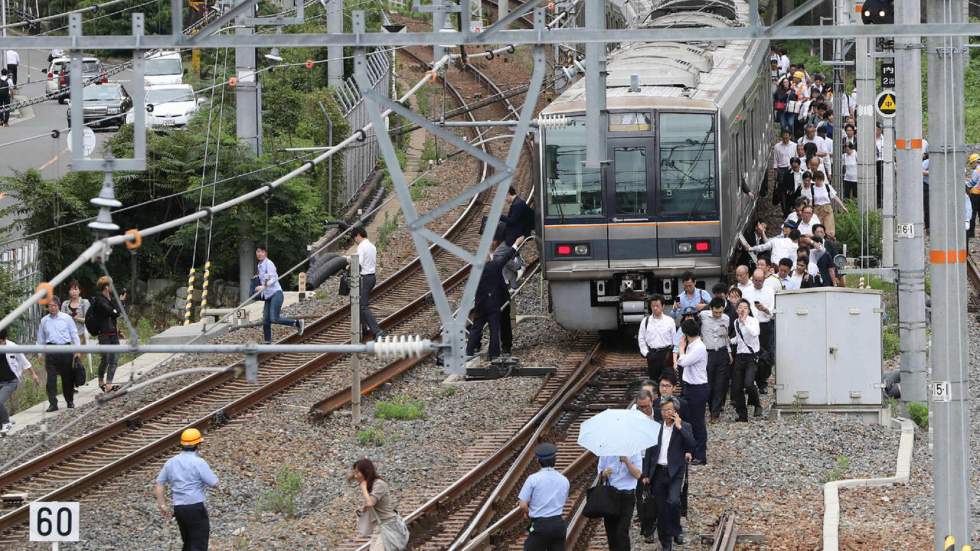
top-left (375, 211), bottom-right (400, 251)
top-left (821, 455), bottom-right (851, 483)
top-left (908, 402), bottom-right (929, 429)
top-left (439, 385), bottom-right (458, 398)
top-left (375, 394), bottom-right (425, 420)
top-left (410, 176), bottom-right (438, 201)
top-left (415, 85), bottom-right (433, 117)
top-left (420, 137), bottom-right (439, 164)
top-left (259, 466), bottom-right (303, 518)
top-left (356, 424), bottom-right (387, 446)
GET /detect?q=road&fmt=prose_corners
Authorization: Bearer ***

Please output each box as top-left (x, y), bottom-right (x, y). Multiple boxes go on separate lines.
top-left (0, 54), bottom-right (134, 245)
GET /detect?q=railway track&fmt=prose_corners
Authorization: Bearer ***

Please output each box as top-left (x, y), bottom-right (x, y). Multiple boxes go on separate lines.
top-left (0, 43), bottom-right (528, 544)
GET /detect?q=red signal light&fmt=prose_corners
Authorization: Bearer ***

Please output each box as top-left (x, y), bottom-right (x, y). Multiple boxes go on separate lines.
top-left (555, 244), bottom-right (572, 256)
top-left (694, 241), bottom-right (710, 252)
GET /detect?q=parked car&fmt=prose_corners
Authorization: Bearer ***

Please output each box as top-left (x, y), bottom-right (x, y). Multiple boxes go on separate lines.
top-left (144, 51), bottom-right (184, 86)
top-left (66, 83), bottom-right (132, 130)
top-left (44, 56), bottom-right (107, 103)
top-left (126, 84), bottom-right (202, 128)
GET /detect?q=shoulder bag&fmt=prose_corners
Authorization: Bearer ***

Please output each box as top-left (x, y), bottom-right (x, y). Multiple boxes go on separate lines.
top-left (735, 321), bottom-right (773, 372)
top-left (338, 270), bottom-right (351, 296)
top-left (72, 356), bottom-right (87, 388)
top-left (356, 506), bottom-right (377, 538)
top-left (582, 478), bottom-right (618, 519)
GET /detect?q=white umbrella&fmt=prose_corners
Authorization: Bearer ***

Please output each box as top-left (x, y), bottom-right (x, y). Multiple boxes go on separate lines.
top-left (577, 408), bottom-right (661, 457)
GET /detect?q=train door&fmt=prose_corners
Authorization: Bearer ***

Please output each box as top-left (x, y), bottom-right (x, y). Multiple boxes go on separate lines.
top-left (604, 139), bottom-right (657, 269)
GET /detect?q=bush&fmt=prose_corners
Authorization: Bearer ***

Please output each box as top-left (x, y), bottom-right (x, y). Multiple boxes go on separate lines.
top-left (375, 395), bottom-right (425, 420)
top-left (834, 200), bottom-right (882, 260)
top-left (260, 466), bottom-right (303, 518)
top-left (356, 424), bottom-right (386, 447)
top-left (882, 326), bottom-right (900, 359)
top-left (908, 402), bottom-right (929, 429)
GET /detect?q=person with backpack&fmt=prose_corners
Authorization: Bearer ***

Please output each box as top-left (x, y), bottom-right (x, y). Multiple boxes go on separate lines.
top-left (87, 276), bottom-right (124, 393)
top-left (0, 69), bottom-right (11, 127)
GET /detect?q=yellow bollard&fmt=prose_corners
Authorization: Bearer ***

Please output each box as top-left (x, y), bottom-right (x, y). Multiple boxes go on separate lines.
top-left (199, 261), bottom-right (211, 321)
top-left (183, 268), bottom-right (196, 326)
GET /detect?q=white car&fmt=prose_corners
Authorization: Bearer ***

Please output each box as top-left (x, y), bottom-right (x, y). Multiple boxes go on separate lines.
top-left (126, 85), bottom-right (202, 128)
top-left (144, 51), bottom-right (184, 86)
top-left (43, 56), bottom-right (105, 101)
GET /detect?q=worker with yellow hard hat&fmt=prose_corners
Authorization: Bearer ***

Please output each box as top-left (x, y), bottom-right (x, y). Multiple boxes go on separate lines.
top-left (154, 428), bottom-right (219, 550)
top-left (966, 153), bottom-right (980, 239)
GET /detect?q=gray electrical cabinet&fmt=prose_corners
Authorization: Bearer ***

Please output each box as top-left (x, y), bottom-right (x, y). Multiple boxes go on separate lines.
top-left (773, 287), bottom-right (886, 422)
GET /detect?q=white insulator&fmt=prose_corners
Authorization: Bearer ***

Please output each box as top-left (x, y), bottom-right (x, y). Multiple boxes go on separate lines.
top-left (372, 335), bottom-right (431, 360)
top-left (537, 114), bottom-right (568, 129)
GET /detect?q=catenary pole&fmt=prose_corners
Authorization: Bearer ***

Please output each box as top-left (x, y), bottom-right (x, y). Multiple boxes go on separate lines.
top-left (881, 115), bottom-right (895, 267)
top-left (349, 254), bottom-right (361, 426)
top-left (830, 0), bottom-right (846, 195)
top-left (235, 0), bottom-right (260, 302)
top-left (326, 0), bottom-right (342, 86)
top-left (855, 36), bottom-right (875, 226)
top-left (926, 0), bottom-right (973, 547)
top-left (894, 0), bottom-right (927, 404)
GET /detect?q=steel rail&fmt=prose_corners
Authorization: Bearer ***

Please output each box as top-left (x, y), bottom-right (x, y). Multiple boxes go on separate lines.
top-left (967, 256), bottom-right (980, 294)
top-left (710, 512), bottom-right (738, 551)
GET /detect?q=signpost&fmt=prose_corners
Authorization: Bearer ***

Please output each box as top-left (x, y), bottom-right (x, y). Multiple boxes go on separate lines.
top-left (876, 90), bottom-right (897, 118)
top-left (29, 502), bottom-right (79, 549)
top-left (880, 60), bottom-right (896, 89)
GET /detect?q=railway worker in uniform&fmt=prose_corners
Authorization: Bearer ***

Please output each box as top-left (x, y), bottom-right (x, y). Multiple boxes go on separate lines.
top-left (597, 450), bottom-right (642, 551)
top-left (352, 228), bottom-right (385, 340)
top-left (255, 245), bottom-right (305, 343)
top-left (966, 153), bottom-right (980, 237)
top-left (699, 298), bottom-right (731, 424)
top-left (466, 232), bottom-right (526, 360)
top-left (36, 296), bottom-right (81, 412)
top-left (642, 397), bottom-right (695, 551)
top-left (673, 272), bottom-right (710, 324)
top-left (155, 428), bottom-right (219, 551)
top-left (731, 299), bottom-right (763, 421)
top-left (676, 319), bottom-right (708, 465)
top-left (638, 295), bottom-right (676, 382)
top-left (0, 328), bottom-right (39, 435)
top-left (518, 442), bottom-right (569, 551)
top-left (740, 270), bottom-right (775, 395)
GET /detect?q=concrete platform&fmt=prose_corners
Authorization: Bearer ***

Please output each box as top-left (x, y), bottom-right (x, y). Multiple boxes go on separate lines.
top-left (149, 292), bottom-right (301, 345)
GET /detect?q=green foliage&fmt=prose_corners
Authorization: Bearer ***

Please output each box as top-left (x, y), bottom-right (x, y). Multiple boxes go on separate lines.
top-left (0, 267), bottom-right (25, 334)
top-left (420, 138), bottom-right (439, 164)
top-left (415, 85), bottom-right (434, 117)
top-left (374, 394), bottom-right (425, 420)
top-left (908, 402), bottom-right (929, 429)
top-left (375, 212), bottom-right (400, 252)
top-left (410, 177), bottom-right (437, 201)
top-left (882, 326), bottom-right (900, 359)
top-left (821, 455), bottom-right (851, 483)
top-left (438, 385), bottom-right (458, 398)
top-left (356, 424), bottom-right (387, 446)
top-left (834, 200), bottom-right (881, 260)
top-left (260, 466), bottom-right (303, 518)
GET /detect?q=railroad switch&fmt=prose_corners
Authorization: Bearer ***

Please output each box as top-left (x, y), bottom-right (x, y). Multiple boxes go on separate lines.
top-left (465, 356), bottom-right (556, 380)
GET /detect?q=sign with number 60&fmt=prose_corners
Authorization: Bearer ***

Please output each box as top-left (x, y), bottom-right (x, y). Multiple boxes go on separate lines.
top-left (29, 502), bottom-right (79, 542)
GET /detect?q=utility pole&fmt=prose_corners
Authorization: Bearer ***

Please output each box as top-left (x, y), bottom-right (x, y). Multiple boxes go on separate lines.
top-left (326, 0), bottom-right (342, 87)
top-left (926, 0), bottom-right (973, 546)
top-left (881, 114), bottom-right (895, 268)
top-left (830, 0), bottom-right (846, 195)
top-left (349, 254), bottom-right (361, 425)
top-left (855, 36), bottom-right (876, 228)
top-left (894, 0), bottom-right (927, 404)
top-left (235, 0), bottom-right (260, 301)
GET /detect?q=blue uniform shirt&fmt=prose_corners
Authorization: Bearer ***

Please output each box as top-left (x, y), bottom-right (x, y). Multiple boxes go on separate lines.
top-left (598, 453), bottom-right (642, 491)
top-left (36, 312), bottom-right (80, 346)
top-left (156, 451), bottom-right (219, 506)
top-left (518, 467), bottom-right (569, 518)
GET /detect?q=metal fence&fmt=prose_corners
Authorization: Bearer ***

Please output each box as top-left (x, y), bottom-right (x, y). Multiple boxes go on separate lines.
top-left (331, 48), bottom-right (393, 206)
top-left (0, 240), bottom-right (42, 343)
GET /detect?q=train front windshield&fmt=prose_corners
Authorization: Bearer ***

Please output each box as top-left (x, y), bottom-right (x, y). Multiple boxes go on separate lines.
top-left (543, 113), bottom-right (717, 220)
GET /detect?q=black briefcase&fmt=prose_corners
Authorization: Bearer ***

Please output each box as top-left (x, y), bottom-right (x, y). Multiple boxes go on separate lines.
top-left (72, 357), bottom-right (86, 389)
top-left (582, 479), bottom-right (618, 518)
top-left (338, 271), bottom-right (350, 296)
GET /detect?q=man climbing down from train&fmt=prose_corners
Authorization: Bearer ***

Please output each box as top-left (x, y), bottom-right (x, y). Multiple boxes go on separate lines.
top-left (638, 295), bottom-right (677, 382)
top-left (466, 228), bottom-right (526, 361)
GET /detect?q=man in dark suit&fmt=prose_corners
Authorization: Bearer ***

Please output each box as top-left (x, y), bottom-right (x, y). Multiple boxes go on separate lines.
top-left (466, 231), bottom-right (526, 360)
top-left (642, 397), bottom-right (695, 551)
top-left (501, 186), bottom-right (535, 245)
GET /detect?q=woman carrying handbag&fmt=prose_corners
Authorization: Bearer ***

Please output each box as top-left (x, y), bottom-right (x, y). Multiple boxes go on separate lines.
top-left (351, 458), bottom-right (409, 551)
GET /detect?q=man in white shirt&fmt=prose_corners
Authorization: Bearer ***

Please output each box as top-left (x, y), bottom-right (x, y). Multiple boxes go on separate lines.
top-left (353, 227), bottom-right (385, 340)
top-left (772, 129), bottom-right (797, 174)
top-left (779, 50), bottom-right (791, 75)
top-left (746, 226), bottom-right (802, 265)
top-left (776, 258), bottom-right (799, 290)
top-left (754, 257), bottom-right (781, 294)
top-left (641, 398), bottom-right (695, 551)
top-left (638, 295), bottom-right (677, 382)
top-left (740, 269), bottom-right (775, 395)
top-left (676, 319), bottom-right (708, 465)
top-left (796, 205), bottom-right (821, 236)
top-left (816, 126), bottom-right (834, 177)
top-left (597, 451), bottom-right (642, 551)
top-left (5, 49), bottom-right (19, 87)
top-left (730, 300), bottom-right (763, 420)
top-left (734, 265), bottom-right (752, 296)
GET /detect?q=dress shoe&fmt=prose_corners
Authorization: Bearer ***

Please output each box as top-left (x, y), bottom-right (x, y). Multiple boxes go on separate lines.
top-left (67, 402), bottom-right (75, 409)
top-left (674, 533), bottom-right (686, 545)
top-left (45, 404), bottom-right (58, 412)
top-left (753, 406), bottom-right (763, 417)
top-left (660, 543), bottom-right (672, 551)
top-left (690, 458), bottom-right (705, 466)
top-left (709, 415), bottom-right (719, 423)
top-left (736, 416), bottom-right (748, 422)
top-left (644, 533), bottom-right (658, 544)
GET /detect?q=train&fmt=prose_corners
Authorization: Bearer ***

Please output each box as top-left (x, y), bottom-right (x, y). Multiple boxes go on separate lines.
top-left (536, 0), bottom-right (773, 331)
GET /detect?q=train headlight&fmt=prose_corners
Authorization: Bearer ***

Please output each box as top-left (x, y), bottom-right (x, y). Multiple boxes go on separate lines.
top-left (677, 241), bottom-right (711, 254)
top-left (555, 243), bottom-right (590, 256)
top-left (677, 243), bottom-right (692, 253)
top-left (574, 244), bottom-right (589, 256)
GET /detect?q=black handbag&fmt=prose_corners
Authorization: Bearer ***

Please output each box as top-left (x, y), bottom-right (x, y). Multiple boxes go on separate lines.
top-left (72, 357), bottom-right (86, 389)
top-left (338, 271), bottom-right (350, 296)
top-left (249, 276), bottom-right (265, 301)
top-left (582, 479), bottom-right (618, 519)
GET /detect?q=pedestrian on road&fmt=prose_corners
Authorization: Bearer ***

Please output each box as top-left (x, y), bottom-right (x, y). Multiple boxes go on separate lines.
top-left (597, 450), bottom-right (642, 551)
top-left (255, 245), bottom-right (304, 344)
top-left (638, 296), bottom-right (676, 382)
top-left (90, 276), bottom-right (124, 392)
top-left (642, 397), bottom-right (695, 551)
top-left (0, 328), bottom-right (40, 435)
top-left (0, 69), bottom-right (11, 127)
top-left (676, 319), bottom-right (708, 464)
top-left (632, 390), bottom-right (658, 543)
top-left (699, 298), bottom-right (731, 423)
top-left (351, 458), bottom-right (410, 551)
top-left (731, 299), bottom-right (762, 421)
top-left (5, 49), bottom-right (19, 87)
top-left (466, 232), bottom-right (525, 360)
top-left (155, 428), bottom-right (218, 551)
top-left (36, 296), bottom-right (80, 412)
top-left (352, 227), bottom-right (385, 340)
top-left (518, 442), bottom-right (569, 551)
